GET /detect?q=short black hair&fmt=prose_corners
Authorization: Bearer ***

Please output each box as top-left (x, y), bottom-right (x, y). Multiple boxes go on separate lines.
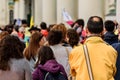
top-left (87, 16), bottom-right (103, 34)
top-left (40, 22), bottom-right (47, 29)
top-left (104, 20), bottom-right (115, 32)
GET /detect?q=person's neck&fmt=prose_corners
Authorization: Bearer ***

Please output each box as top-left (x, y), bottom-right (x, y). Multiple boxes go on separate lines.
top-left (87, 34), bottom-right (101, 38)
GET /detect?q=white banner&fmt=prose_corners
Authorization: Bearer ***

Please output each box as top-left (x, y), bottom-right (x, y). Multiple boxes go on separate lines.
top-left (116, 0), bottom-right (120, 24)
top-left (62, 8), bottom-right (72, 22)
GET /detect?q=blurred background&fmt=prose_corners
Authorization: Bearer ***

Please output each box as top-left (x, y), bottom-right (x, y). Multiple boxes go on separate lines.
top-left (0, 0), bottom-right (119, 26)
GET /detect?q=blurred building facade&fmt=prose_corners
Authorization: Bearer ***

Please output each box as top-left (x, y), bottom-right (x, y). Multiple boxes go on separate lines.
top-left (0, 0), bottom-right (119, 26)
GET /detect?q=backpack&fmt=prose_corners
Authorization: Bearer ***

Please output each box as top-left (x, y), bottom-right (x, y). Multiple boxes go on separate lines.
top-left (44, 72), bottom-right (68, 80)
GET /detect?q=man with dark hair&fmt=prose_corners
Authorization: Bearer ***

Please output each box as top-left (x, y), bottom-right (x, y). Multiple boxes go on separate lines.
top-left (40, 22), bottom-right (48, 37)
top-left (40, 22), bottom-right (47, 29)
top-left (104, 20), bottom-right (118, 45)
top-left (69, 16), bottom-right (117, 80)
top-left (87, 16), bottom-right (103, 34)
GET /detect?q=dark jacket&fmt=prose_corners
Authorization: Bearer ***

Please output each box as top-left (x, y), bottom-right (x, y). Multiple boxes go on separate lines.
top-left (32, 60), bottom-right (67, 80)
top-left (104, 32), bottom-right (118, 45)
top-left (112, 43), bottom-right (120, 80)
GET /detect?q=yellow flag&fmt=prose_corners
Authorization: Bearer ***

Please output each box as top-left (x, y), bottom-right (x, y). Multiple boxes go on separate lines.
top-left (30, 16), bottom-right (34, 28)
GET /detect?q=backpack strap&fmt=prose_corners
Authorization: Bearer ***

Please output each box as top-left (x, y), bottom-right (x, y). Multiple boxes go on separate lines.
top-left (83, 44), bottom-right (94, 80)
top-left (44, 72), bottom-right (49, 80)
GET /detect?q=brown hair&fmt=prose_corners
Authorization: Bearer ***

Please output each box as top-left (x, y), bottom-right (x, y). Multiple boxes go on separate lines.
top-left (51, 23), bottom-right (67, 42)
top-left (47, 30), bottom-right (62, 45)
top-left (0, 31), bottom-right (9, 40)
top-left (24, 32), bottom-right (43, 61)
top-left (0, 35), bottom-right (24, 70)
top-left (35, 46), bottom-right (55, 68)
top-left (66, 29), bottom-right (79, 47)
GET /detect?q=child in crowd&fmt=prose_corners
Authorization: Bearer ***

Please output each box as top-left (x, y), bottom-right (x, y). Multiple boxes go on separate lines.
top-left (32, 46), bottom-right (68, 80)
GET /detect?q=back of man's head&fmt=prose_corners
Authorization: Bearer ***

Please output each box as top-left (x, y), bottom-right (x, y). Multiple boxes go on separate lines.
top-left (87, 16), bottom-right (103, 34)
top-left (40, 22), bottom-right (47, 29)
top-left (104, 20), bottom-right (115, 32)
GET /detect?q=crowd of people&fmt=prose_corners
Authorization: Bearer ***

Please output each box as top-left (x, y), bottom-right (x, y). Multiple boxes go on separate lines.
top-left (0, 16), bottom-right (120, 80)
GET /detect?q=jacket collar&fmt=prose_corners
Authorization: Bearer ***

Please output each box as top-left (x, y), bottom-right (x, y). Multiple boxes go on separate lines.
top-left (84, 36), bottom-right (104, 44)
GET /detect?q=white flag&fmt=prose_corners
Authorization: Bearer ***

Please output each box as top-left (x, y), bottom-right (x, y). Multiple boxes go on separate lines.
top-left (116, 0), bottom-right (120, 24)
top-left (62, 8), bottom-right (72, 22)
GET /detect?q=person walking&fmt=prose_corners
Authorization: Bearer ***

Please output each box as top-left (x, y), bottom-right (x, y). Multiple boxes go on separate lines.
top-left (69, 16), bottom-right (117, 80)
top-left (103, 20), bottom-right (119, 45)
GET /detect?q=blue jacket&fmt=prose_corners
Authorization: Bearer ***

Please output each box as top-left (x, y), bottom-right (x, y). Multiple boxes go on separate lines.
top-left (112, 43), bottom-right (120, 80)
top-left (104, 32), bottom-right (118, 45)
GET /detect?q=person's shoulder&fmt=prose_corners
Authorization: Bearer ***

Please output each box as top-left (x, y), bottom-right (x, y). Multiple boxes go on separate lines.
top-left (104, 43), bottom-right (118, 57)
top-left (71, 44), bottom-right (83, 54)
top-left (10, 58), bottom-right (30, 69)
top-left (13, 58), bottom-right (30, 66)
top-left (63, 44), bottom-right (72, 49)
top-left (10, 58), bottom-right (26, 62)
top-left (104, 42), bottom-right (116, 51)
top-left (112, 43), bottom-right (120, 47)
top-left (74, 44), bottom-right (83, 49)
top-left (103, 41), bottom-right (110, 46)
top-left (112, 43), bottom-right (120, 52)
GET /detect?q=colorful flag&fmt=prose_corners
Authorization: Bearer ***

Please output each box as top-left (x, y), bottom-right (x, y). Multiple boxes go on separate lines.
top-left (62, 8), bottom-right (73, 25)
top-left (62, 8), bottom-right (72, 22)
